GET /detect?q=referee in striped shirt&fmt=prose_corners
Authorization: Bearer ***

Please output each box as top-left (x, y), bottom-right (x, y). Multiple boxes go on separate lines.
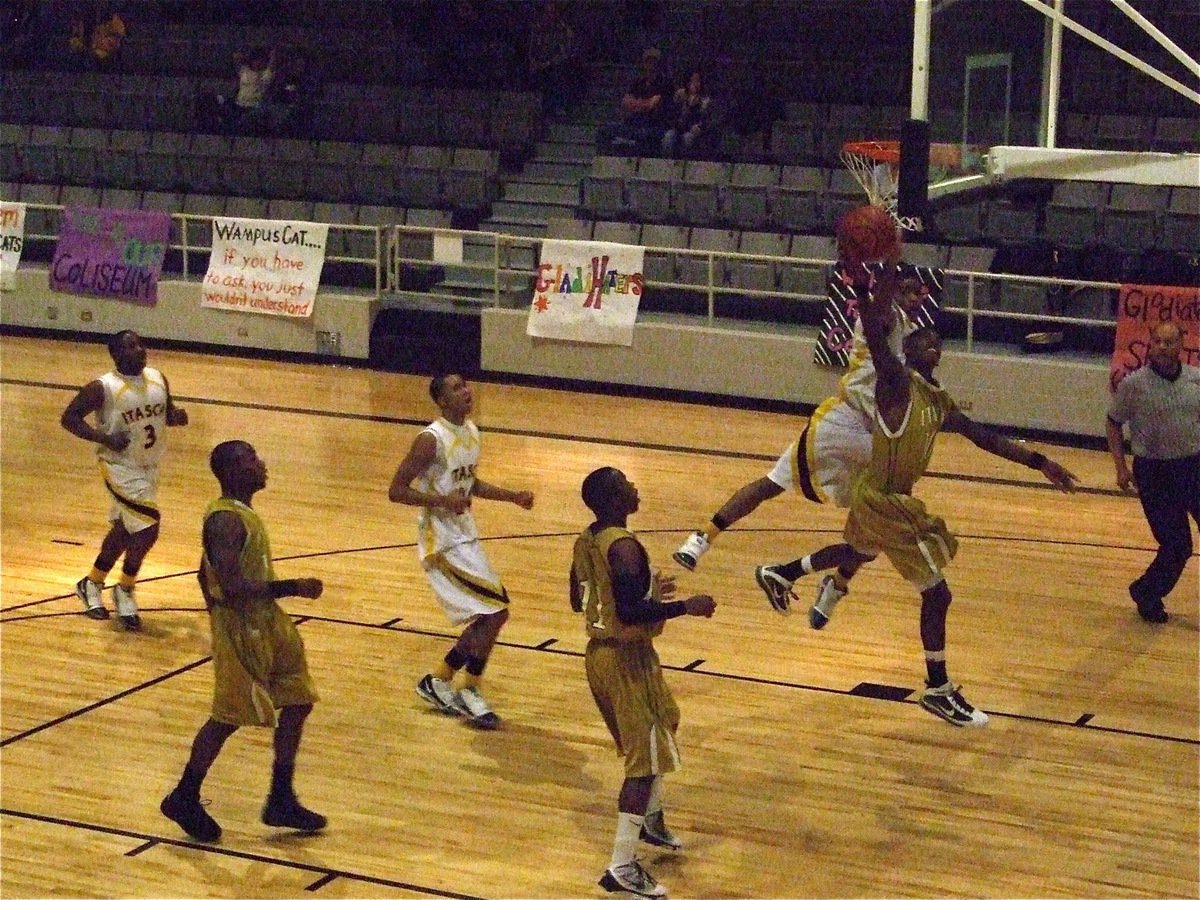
top-left (1106, 321), bottom-right (1200, 623)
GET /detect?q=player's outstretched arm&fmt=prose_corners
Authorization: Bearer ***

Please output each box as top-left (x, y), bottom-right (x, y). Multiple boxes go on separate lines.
top-left (859, 265), bottom-right (910, 431)
top-left (472, 479), bottom-right (534, 509)
top-left (946, 409), bottom-right (1079, 493)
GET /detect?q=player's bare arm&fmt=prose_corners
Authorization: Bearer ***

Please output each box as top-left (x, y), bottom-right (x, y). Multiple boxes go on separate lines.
top-left (163, 375), bottom-right (188, 426)
top-left (859, 266), bottom-right (910, 431)
top-left (472, 479), bottom-right (535, 509)
top-left (203, 511), bottom-right (323, 601)
top-left (61, 380), bottom-right (130, 451)
top-left (387, 432), bottom-right (469, 513)
top-left (946, 409), bottom-right (1079, 493)
top-left (568, 566), bottom-right (584, 613)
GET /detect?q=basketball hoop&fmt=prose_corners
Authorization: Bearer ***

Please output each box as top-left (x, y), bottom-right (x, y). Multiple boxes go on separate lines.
top-left (841, 139), bottom-right (968, 233)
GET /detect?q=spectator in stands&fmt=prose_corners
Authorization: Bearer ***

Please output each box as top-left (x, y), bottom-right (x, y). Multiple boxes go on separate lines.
top-left (527, 2), bottom-right (578, 118)
top-left (610, 47), bottom-right (674, 155)
top-left (267, 47), bottom-right (322, 138)
top-left (68, 6), bottom-right (126, 71)
top-left (233, 46), bottom-right (279, 134)
top-left (662, 68), bottom-right (717, 158)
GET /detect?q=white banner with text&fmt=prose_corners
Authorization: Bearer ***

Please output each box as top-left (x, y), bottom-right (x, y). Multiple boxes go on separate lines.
top-left (201, 217), bottom-right (329, 318)
top-left (526, 239), bottom-right (645, 346)
top-left (0, 202), bottom-right (27, 291)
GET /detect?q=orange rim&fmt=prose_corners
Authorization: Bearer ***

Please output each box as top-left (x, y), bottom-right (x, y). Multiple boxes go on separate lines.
top-left (842, 139), bottom-right (964, 168)
top-left (842, 139), bottom-right (901, 164)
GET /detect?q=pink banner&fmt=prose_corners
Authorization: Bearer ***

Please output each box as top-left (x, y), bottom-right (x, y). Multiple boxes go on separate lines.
top-left (49, 206), bottom-right (170, 304)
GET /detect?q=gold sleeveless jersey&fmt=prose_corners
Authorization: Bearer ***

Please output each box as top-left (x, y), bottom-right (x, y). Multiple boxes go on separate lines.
top-left (857, 371), bottom-right (955, 497)
top-left (200, 497), bottom-right (275, 608)
top-left (572, 525), bottom-right (663, 642)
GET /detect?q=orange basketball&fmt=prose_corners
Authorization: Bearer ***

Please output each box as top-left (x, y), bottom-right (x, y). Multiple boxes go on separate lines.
top-left (836, 204), bottom-right (902, 272)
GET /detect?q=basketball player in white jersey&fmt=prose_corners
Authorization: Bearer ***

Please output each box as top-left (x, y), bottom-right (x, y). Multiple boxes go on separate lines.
top-left (388, 374), bottom-right (534, 729)
top-left (673, 266), bottom-right (927, 626)
top-left (61, 330), bottom-right (189, 629)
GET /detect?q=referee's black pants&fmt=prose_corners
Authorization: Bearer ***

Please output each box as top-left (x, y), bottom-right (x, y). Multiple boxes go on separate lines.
top-left (1131, 451), bottom-right (1200, 604)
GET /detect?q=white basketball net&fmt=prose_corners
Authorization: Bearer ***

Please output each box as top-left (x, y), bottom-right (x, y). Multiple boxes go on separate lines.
top-left (840, 149), bottom-right (924, 233)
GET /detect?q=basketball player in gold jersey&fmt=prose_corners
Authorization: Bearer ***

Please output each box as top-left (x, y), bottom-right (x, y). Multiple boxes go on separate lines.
top-left (829, 266), bottom-right (1077, 725)
top-left (61, 330), bottom-right (188, 628)
top-left (160, 440), bottom-right (326, 842)
top-left (572, 467), bottom-right (716, 898)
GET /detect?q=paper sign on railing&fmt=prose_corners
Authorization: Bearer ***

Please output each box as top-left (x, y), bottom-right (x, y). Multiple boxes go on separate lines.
top-left (201, 217), bottom-right (329, 318)
top-left (527, 239), bottom-right (645, 346)
top-left (0, 202), bottom-right (25, 292)
top-left (1111, 284), bottom-right (1199, 391)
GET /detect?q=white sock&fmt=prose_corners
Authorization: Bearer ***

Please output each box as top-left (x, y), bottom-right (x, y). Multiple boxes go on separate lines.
top-left (610, 812), bottom-right (644, 869)
top-left (646, 776), bottom-right (663, 818)
top-left (800, 555), bottom-right (814, 575)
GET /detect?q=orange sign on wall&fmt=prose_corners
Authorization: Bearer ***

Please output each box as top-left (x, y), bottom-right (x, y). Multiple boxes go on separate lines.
top-left (1110, 283), bottom-right (1200, 391)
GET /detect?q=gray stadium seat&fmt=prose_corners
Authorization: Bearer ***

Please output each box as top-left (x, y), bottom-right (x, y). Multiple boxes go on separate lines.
top-left (729, 231), bottom-right (789, 292)
top-left (545, 217), bottom-right (593, 241)
top-left (680, 227), bottom-right (736, 287)
top-left (626, 157), bottom-right (681, 224)
top-left (769, 165), bottom-right (826, 232)
top-left (1158, 186), bottom-right (1199, 253)
top-left (726, 162), bottom-right (779, 230)
top-left (581, 155), bottom-right (634, 220)
top-left (1100, 183), bottom-right (1170, 253)
top-left (592, 221), bottom-right (640, 245)
top-left (1044, 181), bottom-right (1106, 249)
top-left (672, 160), bottom-right (730, 227)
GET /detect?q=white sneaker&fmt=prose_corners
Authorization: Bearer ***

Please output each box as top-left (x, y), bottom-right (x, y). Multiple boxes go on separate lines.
top-left (456, 686), bottom-right (501, 730)
top-left (599, 860), bottom-right (667, 897)
top-left (113, 584), bottom-right (141, 630)
top-left (672, 532), bottom-right (710, 571)
top-left (75, 577), bottom-right (109, 620)
top-left (809, 574), bottom-right (846, 630)
top-left (416, 674), bottom-right (466, 716)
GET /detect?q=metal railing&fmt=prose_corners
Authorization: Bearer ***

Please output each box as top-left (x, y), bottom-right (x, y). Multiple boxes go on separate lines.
top-left (13, 202), bottom-right (1119, 354)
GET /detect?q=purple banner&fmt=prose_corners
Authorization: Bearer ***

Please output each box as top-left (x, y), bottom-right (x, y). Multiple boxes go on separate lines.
top-left (49, 206), bottom-right (170, 304)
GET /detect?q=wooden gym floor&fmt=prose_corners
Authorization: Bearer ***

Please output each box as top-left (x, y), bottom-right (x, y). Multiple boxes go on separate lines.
top-left (1, 334), bottom-right (1196, 899)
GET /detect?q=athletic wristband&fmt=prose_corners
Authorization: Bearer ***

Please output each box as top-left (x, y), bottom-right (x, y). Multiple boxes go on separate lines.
top-left (1027, 452), bottom-right (1047, 470)
top-left (270, 579), bottom-right (300, 599)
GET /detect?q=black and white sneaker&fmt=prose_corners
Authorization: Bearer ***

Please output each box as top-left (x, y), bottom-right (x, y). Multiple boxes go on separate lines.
top-left (75, 577), bottom-right (110, 620)
top-left (456, 686), bottom-right (501, 730)
top-left (639, 809), bottom-right (682, 851)
top-left (919, 681), bottom-right (989, 727)
top-left (113, 584), bottom-right (141, 630)
top-left (416, 674), bottom-right (467, 716)
top-left (754, 565), bottom-right (795, 615)
top-left (599, 860), bottom-right (667, 897)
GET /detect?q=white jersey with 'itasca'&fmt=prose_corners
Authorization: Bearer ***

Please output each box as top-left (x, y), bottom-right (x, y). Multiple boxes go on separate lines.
top-left (415, 417), bottom-right (481, 558)
top-left (838, 306), bottom-right (914, 417)
top-left (95, 366), bottom-right (170, 468)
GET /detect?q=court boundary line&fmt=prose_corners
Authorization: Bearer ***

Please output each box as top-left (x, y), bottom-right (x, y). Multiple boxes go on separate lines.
top-left (1, 610), bottom-right (1193, 749)
top-left (0, 807), bottom-right (487, 900)
top-left (0, 377), bottom-right (1120, 496)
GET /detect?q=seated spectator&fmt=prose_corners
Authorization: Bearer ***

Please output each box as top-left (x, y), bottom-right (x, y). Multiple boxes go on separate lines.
top-left (609, 47), bottom-right (674, 156)
top-left (68, 6), bottom-right (126, 71)
top-left (233, 46), bottom-right (283, 134)
top-left (663, 69), bottom-right (718, 158)
top-left (267, 47), bottom-right (322, 137)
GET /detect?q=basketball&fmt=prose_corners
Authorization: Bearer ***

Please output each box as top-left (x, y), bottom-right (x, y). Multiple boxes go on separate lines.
top-left (836, 204), bottom-right (902, 272)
